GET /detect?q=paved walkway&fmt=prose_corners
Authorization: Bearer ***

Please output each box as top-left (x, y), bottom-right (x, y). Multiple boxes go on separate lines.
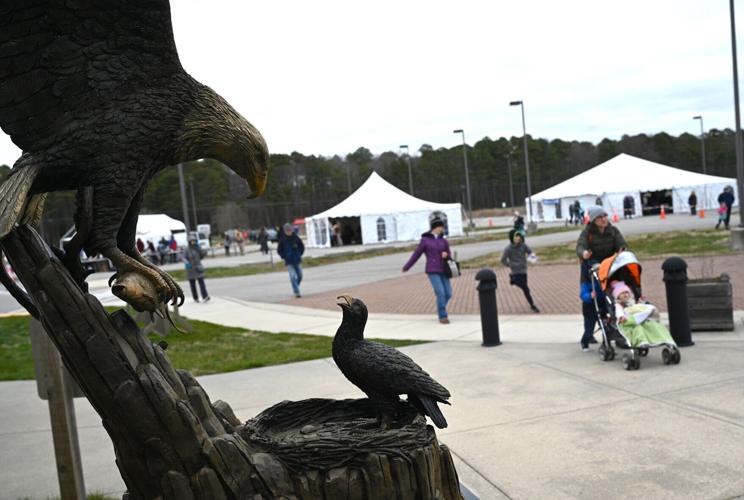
top-left (285, 254), bottom-right (744, 315)
top-left (2, 297), bottom-right (743, 500)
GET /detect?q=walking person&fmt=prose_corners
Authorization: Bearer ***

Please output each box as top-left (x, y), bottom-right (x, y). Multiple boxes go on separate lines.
top-left (183, 235), bottom-right (210, 303)
top-left (688, 191), bottom-right (697, 216)
top-left (402, 218), bottom-right (453, 324)
top-left (257, 226), bottom-right (269, 254)
top-left (223, 230), bottom-right (232, 256)
top-left (277, 223), bottom-right (304, 298)
top-left (579, 260), bottom-right (604, 351)
top-left (716, 186), bottom-right (735, 229)
top-left (501, 228), bottom-right (540, 313)
top-left (235, 229), bottom-right (245, 256)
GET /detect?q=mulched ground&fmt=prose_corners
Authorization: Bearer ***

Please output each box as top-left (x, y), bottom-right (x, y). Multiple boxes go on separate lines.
top-left (285, 255), bottom-right (744, 316)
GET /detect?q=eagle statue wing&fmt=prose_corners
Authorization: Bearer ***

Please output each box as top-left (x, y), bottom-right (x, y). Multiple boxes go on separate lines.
top-left (0, 0), bottom-right (183, 152)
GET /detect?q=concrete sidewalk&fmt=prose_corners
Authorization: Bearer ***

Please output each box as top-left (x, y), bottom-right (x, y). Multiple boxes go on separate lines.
top-left (2, 297), bottom-right (744, 499)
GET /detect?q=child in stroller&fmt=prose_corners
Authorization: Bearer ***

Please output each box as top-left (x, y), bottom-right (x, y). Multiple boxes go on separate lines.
top-left (590, 251), bottom-right (681, 370)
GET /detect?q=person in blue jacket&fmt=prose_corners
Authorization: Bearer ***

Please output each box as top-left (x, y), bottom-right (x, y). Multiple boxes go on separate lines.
top-left (579, 259), bottom-right (605, 351)
top-left (277, 223), bottom-right (305, 298)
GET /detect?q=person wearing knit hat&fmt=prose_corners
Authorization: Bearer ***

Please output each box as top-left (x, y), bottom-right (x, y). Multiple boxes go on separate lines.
top-left (576, 204), bottom-right (627, 283)
top-left (611, 281), bottom-right (632, 301)
top-left (501, 228), bottom-right (540, 313)
top-left (403, 217), bottom-right (454, 323)
top-left (587, 205), bottom-right (607, 224)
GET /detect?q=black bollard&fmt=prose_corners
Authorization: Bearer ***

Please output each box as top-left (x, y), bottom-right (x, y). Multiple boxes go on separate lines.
top-left (475, 268), bottom-right (501, 346)
top-left (662, 256), bottom-right (695, 347)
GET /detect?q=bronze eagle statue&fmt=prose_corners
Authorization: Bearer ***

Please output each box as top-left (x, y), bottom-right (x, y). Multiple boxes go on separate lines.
top-left (333, 295), bottom-right (451, 429)
top-left (0, 0), bottom-right (268, 315)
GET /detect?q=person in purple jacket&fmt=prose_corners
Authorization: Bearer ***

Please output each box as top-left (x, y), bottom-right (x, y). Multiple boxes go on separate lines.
top-left (402, 218), bottom-right (453, 324)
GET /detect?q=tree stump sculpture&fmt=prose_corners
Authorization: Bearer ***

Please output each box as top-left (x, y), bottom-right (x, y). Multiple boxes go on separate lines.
top-left (1, 225), bottom-right (462, 499)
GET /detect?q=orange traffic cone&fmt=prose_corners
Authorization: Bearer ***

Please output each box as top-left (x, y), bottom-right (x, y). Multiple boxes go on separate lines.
top-left (699, 208), bottom-right (705, 218)
top-left (660, 205), bottom-right (666, 220)
top-left (612, 209), bottom-right (619, 223)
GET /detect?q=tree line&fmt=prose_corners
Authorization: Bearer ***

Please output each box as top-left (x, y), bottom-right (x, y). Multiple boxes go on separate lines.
top-left (0, 128), bottom-right (739, 244)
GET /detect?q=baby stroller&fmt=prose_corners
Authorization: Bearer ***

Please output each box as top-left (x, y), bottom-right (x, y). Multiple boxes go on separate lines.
top-left (589, 251), bottom-right (681, 370)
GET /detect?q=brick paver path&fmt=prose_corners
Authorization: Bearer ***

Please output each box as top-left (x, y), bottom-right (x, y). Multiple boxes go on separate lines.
top-left (285, 255), bottom-right (744, 315)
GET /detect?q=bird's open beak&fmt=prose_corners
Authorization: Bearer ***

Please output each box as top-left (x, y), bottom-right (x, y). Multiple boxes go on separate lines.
top-left (337, 294), bottom-right (353, 309)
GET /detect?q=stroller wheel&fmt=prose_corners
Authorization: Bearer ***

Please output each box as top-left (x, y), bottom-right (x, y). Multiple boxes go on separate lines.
top-left (633, 357), bottom-right (641, 370)
top-left (622, 353), bottom-right (633, 370)
top-left (662, 348), bottom-right (672, 365)
top-left (608, 346), bottom-right (616, 360)
top-left (638, 348), bottom-right (649, 357)
top-left (598, 344), bottom-right (611, 362)
top-left (671, 348), bottom-right (681, 364)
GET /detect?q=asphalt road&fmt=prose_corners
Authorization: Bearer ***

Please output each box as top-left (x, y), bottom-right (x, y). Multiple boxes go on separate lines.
top-left (0, 213), bottom-right (728, 313)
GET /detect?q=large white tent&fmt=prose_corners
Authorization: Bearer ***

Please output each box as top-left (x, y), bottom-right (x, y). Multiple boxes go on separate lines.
top-left (304, 172), bottom-right (463, 247)
top-left (136, 214), bottom-right (187, 247)
top-left (527, 153), bottom-right (739, 222)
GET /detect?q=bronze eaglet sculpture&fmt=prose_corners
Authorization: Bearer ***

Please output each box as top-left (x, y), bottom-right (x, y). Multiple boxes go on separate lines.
top-left (0, 0), bottom-right (269, 316)
top-left (334, 295), bottom-right (452, 429)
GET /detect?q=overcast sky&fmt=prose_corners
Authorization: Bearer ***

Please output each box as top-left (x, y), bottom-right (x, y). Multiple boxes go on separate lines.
top-left (0, 1), bottom-right (741, 166)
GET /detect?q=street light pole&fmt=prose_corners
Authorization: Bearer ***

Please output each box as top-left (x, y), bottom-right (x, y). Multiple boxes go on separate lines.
top-left (177, 163), bottom-right (191, 231)
top-left (510, 100), bottom-right (534, 228)
top-left (730, 0), bottom-right (744, 234)
top-left (693, 115), bottom-right (707, 174)
top-left (400, 144), bottom-right (414, 195)
top-left (453, 129), bottom-right (473, 229)
top-left (189, 178), bottom-right (198, 227)
top-left (503, 152), bottom-right (515, 208)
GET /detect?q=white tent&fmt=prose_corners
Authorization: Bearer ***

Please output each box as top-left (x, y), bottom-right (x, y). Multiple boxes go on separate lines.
top-left (136, 214), bottom-right (187, 247)
top-left (304, 172), bottom-right (463, 247)
top-left (527, 153), bottom-right (739, 222)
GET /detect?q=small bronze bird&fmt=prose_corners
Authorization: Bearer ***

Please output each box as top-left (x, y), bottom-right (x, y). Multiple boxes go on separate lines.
top-left (333, 295), bottom-right (451, 429)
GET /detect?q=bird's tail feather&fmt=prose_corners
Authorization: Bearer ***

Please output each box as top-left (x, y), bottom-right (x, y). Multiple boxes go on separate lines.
top-left (417, 394), bottom-right (448, 429)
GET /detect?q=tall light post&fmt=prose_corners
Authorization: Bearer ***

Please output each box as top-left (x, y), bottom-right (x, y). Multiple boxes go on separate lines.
top-left (452, 129), bottom-right (473, 228)
top-left (509, 100), bottom-right (534, 227)
top-left (399, 145), bottom-right (414, 195)
top-left (730, 0), bottom-right (744, 238)
top-left (503, 152), bottom-right (515, 208)
top-left (692, 115), bottom-right (707, 174)
top-left (177, 163), bottom-right (191, 231)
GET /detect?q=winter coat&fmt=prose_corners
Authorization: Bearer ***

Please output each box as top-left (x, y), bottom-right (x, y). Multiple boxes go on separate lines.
top-left (688, 193), bottom-right (697, 206)
top-left (500, 242), bottom-right (532, 275)
top-left (183, 244), bottom-right (206, 280)
top-left (575, 223), bottom-right (627, 264)
top-left (277, 233), bottom-right (304, 265)
top-left (403, 232), bottom-right (451, 274)
top-left (718, 190), bottom-right (735, 207)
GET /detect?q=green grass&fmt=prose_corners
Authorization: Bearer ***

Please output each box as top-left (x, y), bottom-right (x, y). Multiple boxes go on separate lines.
top-left (462, 228), bottom-right (737, 269)
top-left (0, 313), bottom-right (425, 381)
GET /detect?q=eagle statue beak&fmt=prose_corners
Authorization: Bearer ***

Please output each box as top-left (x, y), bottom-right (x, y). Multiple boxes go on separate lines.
top-left (337, 294), bottom-right (353, 309)
top-left (246, 173), bottom-right (268, 199)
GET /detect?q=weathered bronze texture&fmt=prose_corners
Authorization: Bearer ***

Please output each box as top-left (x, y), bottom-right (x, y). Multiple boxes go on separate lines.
top-left (1, 225), bottom-right (463, 499)
top-left (334, 295), bottom-right (452, 429)
top-left (0, 0), bottom-right (269, 311)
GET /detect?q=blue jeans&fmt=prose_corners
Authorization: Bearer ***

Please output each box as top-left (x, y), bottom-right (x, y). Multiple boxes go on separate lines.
top-left (287, 263), bottom-right (303, 295)
top-left (427, 273), bottom-right (452, 319)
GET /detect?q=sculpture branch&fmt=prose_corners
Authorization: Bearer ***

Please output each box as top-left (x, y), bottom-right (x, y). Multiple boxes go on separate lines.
top-left (1, 225), bottom-right (462, 499)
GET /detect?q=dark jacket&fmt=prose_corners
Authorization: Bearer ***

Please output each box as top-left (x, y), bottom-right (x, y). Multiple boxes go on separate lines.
top-left (501, 242), bottom-right (532, 275)
top-left (688, 193), bottom-right (697, 206)
top-left (718, 190), bottom-right (735, 207)
top-left (403, 232), bottom-right (451, 274)
top-left (183, 243), bottom-right (206, 280)
top-left (576, 223), bottom-right (627, 263)
top-left (277, 233), bottom-right (304, 265)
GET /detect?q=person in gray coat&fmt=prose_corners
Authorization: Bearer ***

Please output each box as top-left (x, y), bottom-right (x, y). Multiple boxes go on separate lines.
top-left (183, 236), bottom-right (210, 303)
top-left (501, 228), bottom-right (539, 312)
